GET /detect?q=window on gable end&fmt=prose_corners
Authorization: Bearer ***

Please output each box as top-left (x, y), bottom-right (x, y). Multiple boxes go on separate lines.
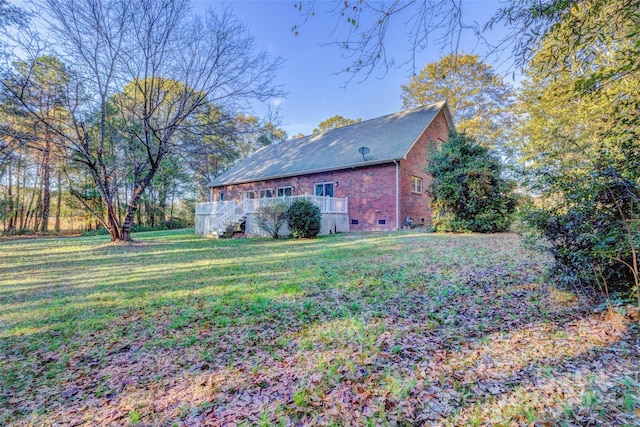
top-left (411, 176), bottom-right (423, 194)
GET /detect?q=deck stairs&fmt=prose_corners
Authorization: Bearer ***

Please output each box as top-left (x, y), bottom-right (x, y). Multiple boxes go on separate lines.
top-left (208, 199), bottom-right (250, 238)
top-left (216, 214), bottom-right (246, 238)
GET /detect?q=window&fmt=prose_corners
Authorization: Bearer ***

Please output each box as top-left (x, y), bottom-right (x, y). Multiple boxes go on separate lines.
top-left (276, 186), bottom-right (293, 197)
top-left (411, 176), bottom-right (423, 194)
top-left (351, 219), bottom-right (359, 225)
top-left (378, 219), bottom-right (386, 225)
top-left (219, 193), bottom-right (224, 201)
top-left (243, 190), bottom-right (256, 199)
top-left (258, 189), bottom-right (273, 198)
top-left (314, 182), bottom-right (334, 197)
top-left (431, 138), bottom-right (445, 152)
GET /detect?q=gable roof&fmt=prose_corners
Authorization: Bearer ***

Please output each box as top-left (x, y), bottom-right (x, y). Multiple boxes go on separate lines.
top-left (209, 100), bottom-right (453, 187)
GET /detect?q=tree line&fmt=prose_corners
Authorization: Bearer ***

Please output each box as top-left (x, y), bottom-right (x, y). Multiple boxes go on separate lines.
top-left (0, 0), bottom-right (286, 239)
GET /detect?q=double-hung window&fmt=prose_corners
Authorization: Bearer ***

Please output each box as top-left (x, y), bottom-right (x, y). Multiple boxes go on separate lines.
top-left (243, 190), bottom-right (256, 199)
top-left (276, 186), bottom-right (293, 197)
top-left (258, 189), bottom-right (273, 198)
top-left (411, 176), bottom-right (423, 194)
top-left (314, 182), bottom-right (334, 197)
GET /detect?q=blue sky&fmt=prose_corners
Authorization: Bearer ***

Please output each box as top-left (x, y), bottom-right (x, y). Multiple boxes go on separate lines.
top-left (194, 1), bottom-right (513, 137)
top-left (13, 0), bottom-right (512, 137)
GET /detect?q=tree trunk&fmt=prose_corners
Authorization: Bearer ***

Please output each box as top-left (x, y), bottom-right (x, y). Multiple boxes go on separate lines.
top-left (105, 199), bottom-right (123, 242)
top-left (158, 183), bottom-right (168, 226)
top-left (121, 169), bottom-right (158, 241)
top-left (24, 159), bottom-right (41, 231)
top-left (14, 158), bottom-right (23, 230)
top-left (40, 138), bottom-right (52, 232)
top-left (6, 162), bottom-right (14, 232)
top-left (54, 168), bottom-right (62, 232)
top-left (168, 182), bottom-right (176, 228)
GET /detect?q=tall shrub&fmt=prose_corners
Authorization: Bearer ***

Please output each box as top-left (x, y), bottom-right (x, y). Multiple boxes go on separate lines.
top-left (427, 131), bottom-right (517, 232)
top-left (522, 152), bottom-right (640, 306)
top-left (287, 199), bottom-right (321, 238)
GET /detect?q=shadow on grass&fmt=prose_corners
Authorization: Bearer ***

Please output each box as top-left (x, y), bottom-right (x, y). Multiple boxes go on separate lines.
top-left (1, 230), bottom-right (637, 425)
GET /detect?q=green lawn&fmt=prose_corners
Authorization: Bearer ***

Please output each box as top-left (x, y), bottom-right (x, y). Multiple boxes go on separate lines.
top-left (1, 229), bottom-right (638, 426)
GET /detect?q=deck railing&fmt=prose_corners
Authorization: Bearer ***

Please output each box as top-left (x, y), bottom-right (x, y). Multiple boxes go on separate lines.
top-left (243, 194), bottom-right (348, 214)
top-left (195, 201), bottom-right (233, 215)
top-left (196, 195), bottom-right (348, 236)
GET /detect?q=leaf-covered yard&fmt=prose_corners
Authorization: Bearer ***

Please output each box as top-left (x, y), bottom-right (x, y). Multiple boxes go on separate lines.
top-left (1, 230), bottom-right (638, 426)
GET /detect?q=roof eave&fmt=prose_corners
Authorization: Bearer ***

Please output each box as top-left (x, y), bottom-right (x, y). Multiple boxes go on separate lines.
top-left (400, 100), bottom-right (454, 161)
top-left (208, 158), bottom-right (403, 188)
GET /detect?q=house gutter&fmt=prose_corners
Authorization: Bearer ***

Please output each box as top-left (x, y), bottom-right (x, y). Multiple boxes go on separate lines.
top-left (393, 159), bottom-right (399, 230)
top-left (209, 159), bottom-right (403, 188)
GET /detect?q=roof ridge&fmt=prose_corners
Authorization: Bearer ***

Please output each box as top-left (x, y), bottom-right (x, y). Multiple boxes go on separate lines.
top-left (293, 100), bottom-right (447, 140)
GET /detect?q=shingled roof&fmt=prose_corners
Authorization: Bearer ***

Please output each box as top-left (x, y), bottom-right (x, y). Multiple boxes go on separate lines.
top-left (209, 101), bottom-right (453, 187)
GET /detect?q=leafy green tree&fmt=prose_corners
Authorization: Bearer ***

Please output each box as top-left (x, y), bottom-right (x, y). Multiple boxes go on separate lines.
top-left (513, 0), bottom-right (640, 305)
top-left (426, 131), bottom-right (517, 233)
top-left (312, 115), bottom-right (361, 134)
top-left (512, 0), bottom-right (639, 173)
top-left (491, 0), bottom-right (639, 92)
top-left (256, 122), bottom-right (287, 146)
top-left (14, 56), bottom-right (69, 232)
top-left (2, 55), bottom-right (70, 232)
top-left (523, 158), bottom-right (640, 306)
top-left (401, 53), bottom-right (514, 150)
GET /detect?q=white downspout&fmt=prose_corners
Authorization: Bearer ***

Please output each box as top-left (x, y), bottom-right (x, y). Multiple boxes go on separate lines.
top-left (393, 160), bottom-right (399, 230)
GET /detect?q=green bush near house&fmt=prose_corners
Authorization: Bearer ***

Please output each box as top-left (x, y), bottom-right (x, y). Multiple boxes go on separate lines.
top-left (287, 199), bottom-right (321, 238)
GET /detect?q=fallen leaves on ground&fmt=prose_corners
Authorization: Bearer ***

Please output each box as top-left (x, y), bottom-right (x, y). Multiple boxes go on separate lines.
top-left (1, 231), bottom-right (639, 426)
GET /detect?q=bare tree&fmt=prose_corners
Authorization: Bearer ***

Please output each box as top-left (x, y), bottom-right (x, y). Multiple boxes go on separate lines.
top-left (293, 0), bottom-right (469, 82)
top-left (5, 0), bottom-right (282, 241)
top-left (294, 0), bottom-right (638, 85)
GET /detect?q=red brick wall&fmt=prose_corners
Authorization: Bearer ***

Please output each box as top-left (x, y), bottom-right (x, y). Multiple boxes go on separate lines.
top-left (211, 164), bottom-right (398, 231)
top-left (210, 109), bottom-right (451, 232)
top-left (399, 109), bottom-right (450, 227)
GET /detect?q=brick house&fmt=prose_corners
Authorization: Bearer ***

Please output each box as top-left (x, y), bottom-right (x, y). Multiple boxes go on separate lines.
top-left (196, 101), bottom-right (454, 237)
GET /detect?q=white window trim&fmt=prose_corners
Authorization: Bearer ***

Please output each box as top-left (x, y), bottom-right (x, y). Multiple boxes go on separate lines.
top-left (258, 188), bottom-right (273, 198)
top-left (411, 176), bottom-right (423, 194)
top-left (314, 182), bottom-right (334, 197)
top-left (243, 190), bottom-right (256, 199)
top-left (276, 186), bottom-right (293, 197)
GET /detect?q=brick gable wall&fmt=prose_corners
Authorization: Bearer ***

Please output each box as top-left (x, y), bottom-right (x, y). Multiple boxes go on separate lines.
top-left (399, 109), bottom-right (450, 227)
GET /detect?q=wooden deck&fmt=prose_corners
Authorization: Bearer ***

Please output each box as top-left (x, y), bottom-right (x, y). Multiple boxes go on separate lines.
top-left (195, 195), bottom-right (348, 237)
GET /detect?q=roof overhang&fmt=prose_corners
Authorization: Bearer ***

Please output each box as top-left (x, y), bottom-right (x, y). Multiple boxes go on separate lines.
top-left (401, 100), bottom-right (455, 161)
top-left (209, 158), bottom-right (403, 188)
